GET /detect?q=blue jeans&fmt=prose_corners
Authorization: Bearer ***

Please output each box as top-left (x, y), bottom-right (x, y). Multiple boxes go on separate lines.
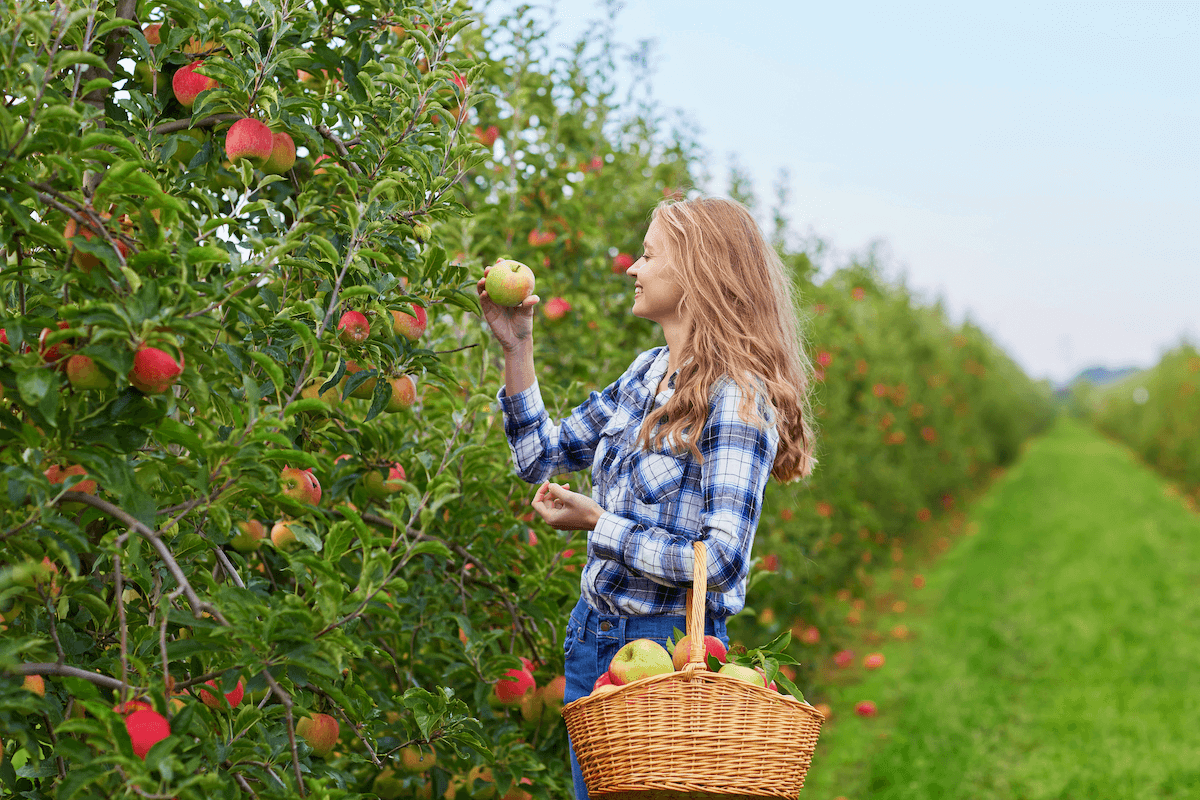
top-left (563, 597), bottom-right (729, 800)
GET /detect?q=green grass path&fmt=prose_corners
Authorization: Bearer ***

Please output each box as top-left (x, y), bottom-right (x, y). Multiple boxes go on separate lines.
top-left (802, 417), bottom-right (1200, 799)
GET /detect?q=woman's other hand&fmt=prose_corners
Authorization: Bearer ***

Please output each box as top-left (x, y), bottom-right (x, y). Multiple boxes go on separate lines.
top-left (531, 481), bottom-right (603, 531)
top-left (477, 265), bottom-right (539, 353)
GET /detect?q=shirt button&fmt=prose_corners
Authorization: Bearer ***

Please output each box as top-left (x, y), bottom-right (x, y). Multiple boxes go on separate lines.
top-left (599, 621), bottom-right (612, 632)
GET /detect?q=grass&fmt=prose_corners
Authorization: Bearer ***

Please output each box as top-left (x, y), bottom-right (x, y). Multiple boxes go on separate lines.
top-left (800, 416), bottom-right (1200, 799)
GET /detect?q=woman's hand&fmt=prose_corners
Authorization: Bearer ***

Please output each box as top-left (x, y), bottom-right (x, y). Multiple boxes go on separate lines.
top-left (531, 481), bottom-right (604, 531)
top-left (477, 265), bottom-right (539, 353)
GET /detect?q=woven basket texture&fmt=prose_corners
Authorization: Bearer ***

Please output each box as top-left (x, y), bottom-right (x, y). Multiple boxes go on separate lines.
top-left (561, 541), bottom-right (824, 799)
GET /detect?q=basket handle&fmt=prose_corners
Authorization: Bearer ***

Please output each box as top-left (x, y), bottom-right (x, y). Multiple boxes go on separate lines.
top-left (683, 539), bottom-right (708, 670)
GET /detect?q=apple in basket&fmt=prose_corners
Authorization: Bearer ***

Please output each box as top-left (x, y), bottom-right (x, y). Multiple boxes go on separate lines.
top-left (671, 634), bottom-right (728, 670)
top-left (607, 639), bottom-right (674, 685)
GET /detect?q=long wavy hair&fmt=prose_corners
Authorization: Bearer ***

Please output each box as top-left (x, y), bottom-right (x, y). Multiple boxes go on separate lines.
top-left (636, 196), bottom-right (817, 482)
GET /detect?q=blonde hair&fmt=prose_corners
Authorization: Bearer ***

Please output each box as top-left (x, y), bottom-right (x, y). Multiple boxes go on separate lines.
top-left (637, 196), bottom-right (817, 482)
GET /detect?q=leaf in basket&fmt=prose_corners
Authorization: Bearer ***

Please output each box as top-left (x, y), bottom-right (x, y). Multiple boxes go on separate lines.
top-left (665, 636), bottom-right (676, 656)
top-left (672, 625), bottom-right (685, 645)
top-left (706, 653), bottom-right (722, 672)
top-left (773, 669), bottom-right (806, 703)
top-left (763, 629), bottom-right (793, 653)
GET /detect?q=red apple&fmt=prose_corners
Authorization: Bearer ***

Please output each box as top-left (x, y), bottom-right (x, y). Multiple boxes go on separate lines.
top-left (493, 667), bottom-right (535, 705)
top-left (337, 310), bottom-right (370, 344)
top-left (855, 700), bottom-right (877, 717)
top-left (271, 519), bottom-right (299, 550)
top-left (474, 125), bottom-right (499, 148)
top-left (199, 677), bottom-right (244, 710)
top-left (23, 674), bottom-right (45, 696)
top-left (539, 674), bottom-right (566, 716)
top-left (863, 653), bottom-right (885, 670)
top-left (364, 462), bottom-right (406, 500)
top-left (296, 712), bottom-right (339, 758)
top-left (717, 662), bottom-right (765, 687)
top-left (66, 354), bottom-right (111, 389)
top-left (172, 60), bottom-right (218, 107)
top-left (612, 252), bottom-right (634, 274)
top-left (128, 346), bottom-right (183, 394)
top-left (63, 218), bottom-right (103, 271)
top-left (592, 672), bottom-right (613, 691)
top-left (671, 634), bottom-right (727, 670)
top-left (390, 304), bottom-right (427, 341)
top-left (542, 297), bottom-right (571, 321)
top-left (607, 639), bottom-right (672, 685)
top-left (45, 464), bottom-right (97, 495)
top-left (399, 744), bottom-right (437, 772)
top-left (800, 625), bottom-right (820, 645)
top-left (225, 118), bottom-right (273, 165)
top-left (384, 375), bottom-right (416, 413)
top-left (113, 699), bottom-right (153, 715)
top-left (230, 519), bottom-right (266, 552)
top-left (38, 321), bottom-right (73, 363)
top-left (280, 466), bottom-right (321, 505)
top-left (261, 131), bottom-right (296, 175)
top-left (833, 649), bottom-right (855, 669)
top-left (340, 360), bottom-right (377, 399)
top-left (125, 708), bottom-right (170, 759)
top-left (483, 259), bottom-right (535, 307)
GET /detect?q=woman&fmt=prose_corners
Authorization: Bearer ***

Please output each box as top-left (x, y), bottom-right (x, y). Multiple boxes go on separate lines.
top-left (477, 195), bottom-right (816, 800)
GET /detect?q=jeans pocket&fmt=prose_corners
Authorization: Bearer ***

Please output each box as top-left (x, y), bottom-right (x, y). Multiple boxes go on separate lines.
top-left (563, 618), bottom-right (581, 660)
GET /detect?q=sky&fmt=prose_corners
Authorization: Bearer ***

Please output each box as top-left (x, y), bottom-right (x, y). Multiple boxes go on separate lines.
top-left (484, 1), bottom-right (1199, 385)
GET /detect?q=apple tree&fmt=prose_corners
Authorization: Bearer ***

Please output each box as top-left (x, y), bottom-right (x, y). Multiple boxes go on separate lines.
top-left (0, 0), bottom-right (615, 797)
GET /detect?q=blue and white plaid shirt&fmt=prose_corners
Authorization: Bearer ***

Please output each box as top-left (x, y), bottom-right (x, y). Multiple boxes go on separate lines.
top-left (498, 346), bottom-right (779, 619)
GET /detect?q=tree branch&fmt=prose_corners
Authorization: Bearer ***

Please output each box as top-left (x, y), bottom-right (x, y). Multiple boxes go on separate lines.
top-left (11, 662), bottom-right (126, 692)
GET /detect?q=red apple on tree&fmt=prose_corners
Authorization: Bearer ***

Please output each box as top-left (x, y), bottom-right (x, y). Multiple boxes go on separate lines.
top-left (296, 712), bottom-right (339, 757)
top-left (612, 252), bottom-right (634, 274)
top-left (340, 360), bottom-right (377, 399)
top-left (855, 700), bottom-right (878, 717)
top-left (337, 310), bottom-right (370, 344)
top-left (385, 375), bottom-right (416, 413)
top-left (833, 649), bottom-right (855, 669)
top-left (542, 297), bottom-right (571, 321)
top-left (172, 60), bottom-right (218, 107)
top-left (399, 744), bottom-right (437, 772)
top-left (390, 303), bottom-right (427, 342)
top-left (493, 666), bottom-right (535, 705)
top-left (364, 462), bottom-right (406, 500)
top-left (483, 259), bottom-right (535, 307)
top-left (230, 519), bottom-right (266, 552)
top-left (66, 355), bottom-right (111, 390)
top-left (128, 345), bottom-right (183, 394)
top-left (271, 519), bottom-right (299, 550)
top-left (199, 677), bottom-right (244, 710)
top-left (225, 118), bottom-right (273, 166)
top-left (279, 466), bottom-right (321, 505)
top-left (863, 653), bottom-right (885, 670)
top-left (39, 321), bottom-right (73, 363)
top-left (261, 131), bottom-right (296, 175)
top-left (45, 464), bottom-right (98, 495)
top-left (125, 708), bottom-right (170, 759)
top-left (23, 674), bottom-right (45, 696)
top-left (607, 639), bottom-right (673, 685)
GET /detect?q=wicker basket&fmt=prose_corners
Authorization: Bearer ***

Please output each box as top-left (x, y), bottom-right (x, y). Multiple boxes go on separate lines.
top-left (561, 540), bottom-right (825, 800)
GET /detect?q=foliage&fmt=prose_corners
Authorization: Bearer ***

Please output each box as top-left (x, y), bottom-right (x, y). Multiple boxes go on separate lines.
top-left (0, 1), bottom-right (1052, 798)
top-left (1082, 341), bottom-right (1200, 508)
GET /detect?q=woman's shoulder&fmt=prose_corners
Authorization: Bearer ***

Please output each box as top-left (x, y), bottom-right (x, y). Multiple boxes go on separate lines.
top-left (709, 373), bottom-right (777, 428)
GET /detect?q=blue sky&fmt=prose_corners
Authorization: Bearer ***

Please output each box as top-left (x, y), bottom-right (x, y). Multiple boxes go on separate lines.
top-left (485, 1), bottom-right (1199, 384)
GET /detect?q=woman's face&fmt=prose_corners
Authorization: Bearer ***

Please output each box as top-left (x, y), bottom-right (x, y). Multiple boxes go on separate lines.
top-left (627, 216), bottom-right (685, 328)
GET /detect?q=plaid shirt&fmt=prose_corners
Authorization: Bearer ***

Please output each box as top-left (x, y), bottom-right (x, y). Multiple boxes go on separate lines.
top-left (498, 346), bottom-right (779, 618)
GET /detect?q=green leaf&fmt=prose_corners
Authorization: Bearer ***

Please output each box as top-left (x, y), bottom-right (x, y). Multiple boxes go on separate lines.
top-left (17, 368), bottom-right (55, 405)
top-left (260, 449), bottom-right (319, 470)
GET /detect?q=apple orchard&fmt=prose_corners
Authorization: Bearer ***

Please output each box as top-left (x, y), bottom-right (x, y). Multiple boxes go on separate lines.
top-left (0, 1), bottom-right (1053, 799)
